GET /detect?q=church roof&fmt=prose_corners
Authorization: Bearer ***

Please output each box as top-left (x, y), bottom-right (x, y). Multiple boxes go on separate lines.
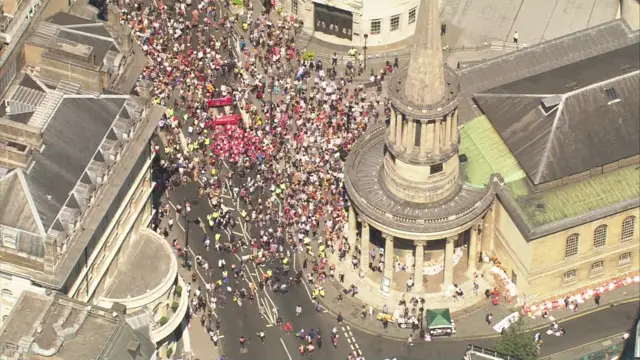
top-left (473, 42), bottom-right (639, 184)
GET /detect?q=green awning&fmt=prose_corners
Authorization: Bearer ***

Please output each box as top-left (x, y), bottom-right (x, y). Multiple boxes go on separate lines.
top-left (426, 308), bottom-right (452, 328)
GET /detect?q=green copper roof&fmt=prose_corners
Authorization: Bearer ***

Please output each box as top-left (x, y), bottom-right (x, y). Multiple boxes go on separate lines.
top-left (460, 116), bottom-right (640, 228)
top-left (460, 115), bottom-right (526, 187)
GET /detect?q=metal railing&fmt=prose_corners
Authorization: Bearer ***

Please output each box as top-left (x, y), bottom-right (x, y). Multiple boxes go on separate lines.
top-left (464, 344), bottom-right (521, 360)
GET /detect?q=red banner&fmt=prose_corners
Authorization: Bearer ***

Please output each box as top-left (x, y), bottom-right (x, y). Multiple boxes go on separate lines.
top-left (214, 114), bottom-right (241, 126)
top-left (207, 97), bottom-right (233, 107)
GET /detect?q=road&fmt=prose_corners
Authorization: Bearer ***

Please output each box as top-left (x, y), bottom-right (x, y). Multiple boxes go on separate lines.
top-left (163, 168), bottom-right (639, 360)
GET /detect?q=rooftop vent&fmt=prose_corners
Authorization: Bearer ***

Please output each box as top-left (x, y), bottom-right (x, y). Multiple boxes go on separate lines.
top-left (604, 87), bottom-right (620, 105)
top-left (459, 154), bottom-right (468, 163)
top-left (540, 95), bottom-right (561, 116)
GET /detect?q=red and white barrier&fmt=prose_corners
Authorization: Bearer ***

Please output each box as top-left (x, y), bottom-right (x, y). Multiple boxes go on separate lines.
top-left (523, 275), bottom-right (640, 314)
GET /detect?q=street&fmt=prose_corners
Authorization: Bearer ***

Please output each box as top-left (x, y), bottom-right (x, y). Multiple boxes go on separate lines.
top-left (163, 172), bottom-right (639, 360)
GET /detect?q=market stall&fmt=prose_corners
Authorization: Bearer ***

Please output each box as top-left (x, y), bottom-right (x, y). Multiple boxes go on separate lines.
top-left (425, 308), bottom-right (456, 337)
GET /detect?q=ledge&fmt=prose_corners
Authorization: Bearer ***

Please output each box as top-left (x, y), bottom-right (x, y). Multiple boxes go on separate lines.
top-left (150, 275), bottom-right (189, 343)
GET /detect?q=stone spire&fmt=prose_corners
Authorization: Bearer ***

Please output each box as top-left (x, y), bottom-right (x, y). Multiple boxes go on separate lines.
top-left (403, 0), bottom-right (446, 105)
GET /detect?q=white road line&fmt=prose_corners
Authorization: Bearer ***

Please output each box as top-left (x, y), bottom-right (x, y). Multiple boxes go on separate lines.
top-left (350, 344), bottom-right (355, 350)
top-left (347, 325), bottom-right (351, 331)
top-left (348, 331), bottom-right (353, 337)
top-left (346, 338), bottom-right (351, 344)
top-left (168, 201), bottom-right (176, 210)
top-left (280, 338), bottom-right (293, 360)
top-left (233, 231), bottom-right (244, 236)
top-left (177, 222), bottom-right (186, 232)
top-left (355, 343), bottom-right (359, 349)
top-left (266, 324), bottom-right (274, 327)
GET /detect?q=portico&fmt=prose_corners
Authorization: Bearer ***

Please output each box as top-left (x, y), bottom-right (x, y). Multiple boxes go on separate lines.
top-left (347, 206), bottom-right (488, 293)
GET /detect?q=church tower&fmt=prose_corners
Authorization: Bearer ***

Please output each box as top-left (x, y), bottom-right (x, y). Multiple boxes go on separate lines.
top-left (383, 0), bottom-right (461, 204)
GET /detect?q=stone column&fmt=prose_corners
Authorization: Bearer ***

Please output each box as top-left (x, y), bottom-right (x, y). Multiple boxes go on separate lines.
top-left (389, 113), bottom-right (397, 143)
top-left (451, 110), bottom-right (459, 145)
top-left (419, 121), bottom-right (428, 157)
top-left (383, 234), bottom-right (394, 283)
top-left (395, 118), bottom-right (403, 148)
top-left (434, 120), bottom-right (441, 155)
top-left (467, 225), bottom-right (479, 274)
top-left (443, 236), bottom-right (455, 289)
top-left (444, 114), bottom-right (452, 148)
top-left (408, 121), bottom-right (416, 151)
top-left (414, 241), bottom-right (426, 292)
top-left (360, 221), bottom-right (370, 270)
top-left (348, 206), bottom-right (357, 247)
top-left (401, 120), bottom-right (409, 150)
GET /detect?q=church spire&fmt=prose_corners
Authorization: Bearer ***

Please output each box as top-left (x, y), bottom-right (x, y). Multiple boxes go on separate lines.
top-left (403, 0), bottom-right (446, 106)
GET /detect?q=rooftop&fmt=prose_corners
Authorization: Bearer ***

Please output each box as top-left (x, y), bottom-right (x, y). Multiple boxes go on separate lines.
top-left (473, 44), bottom-right (640, 184)
top-left (0, 291), bottom-right (155, 359)
top-left (459, 115), bottom-right (640, 238)
top-left (102, 230), bottom-right (174, 299)
top-left (28, 96), bottom-right (128, 231)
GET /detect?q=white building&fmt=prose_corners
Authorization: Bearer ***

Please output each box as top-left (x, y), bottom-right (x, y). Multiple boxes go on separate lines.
top-left (283, 0), bottom-right (429, 47)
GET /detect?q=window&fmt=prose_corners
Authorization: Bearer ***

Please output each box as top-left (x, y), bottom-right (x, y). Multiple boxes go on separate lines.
top-left (408, 7), bottom-right (417, 24)
top-left (1, 229), bottom-right (18, 249)
top-left (593, 225), bottom-right (608, 248)
top-left (1, 289), bottom-right (12, 297)
top-left (430, 163), bottom-right (443, 174)
top-left (590, 260), bottom-right (604, 276)
top-left (563, 269), bottom-right (577, 283)
top-left (370, 19), bottom-right (381, 35)
top-left (291, 0), bottom-right (298, 15)
top-left (564, 234), bottom-right (579, 258)
top-left (390, 15), bottom-right (400, 31)
top-left (621, 216), bottom-right (636, 242)
top-left (619, 252), bottom-right (632, 267)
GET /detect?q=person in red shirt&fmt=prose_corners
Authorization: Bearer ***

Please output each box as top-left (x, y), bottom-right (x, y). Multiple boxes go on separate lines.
top-left (284, 322), bottom-right (293, 334)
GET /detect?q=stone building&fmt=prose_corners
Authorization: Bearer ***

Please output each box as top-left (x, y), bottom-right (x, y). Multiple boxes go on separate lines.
top-left (345, 0), bottom-right (639, 303)
top-left (24, 11), bottom-right (135, 93)
top-left (0, 290), bottom-right (157, 359)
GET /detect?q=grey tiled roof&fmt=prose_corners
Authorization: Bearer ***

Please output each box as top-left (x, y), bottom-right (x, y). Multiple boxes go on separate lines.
top-left (474, 43), bottom-right (640, 184)
top-left (457, 19), bottom-right (639, 96)
top-left (26, 96), bottom-right (126, 230)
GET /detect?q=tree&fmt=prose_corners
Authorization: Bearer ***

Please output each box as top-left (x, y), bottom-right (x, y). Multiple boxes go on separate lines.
top-left (493, 317), bottom-right (538, 360)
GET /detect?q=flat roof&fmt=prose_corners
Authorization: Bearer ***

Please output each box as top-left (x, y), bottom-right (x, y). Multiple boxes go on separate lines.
top-left (101, 231), bottom-right (173, 299)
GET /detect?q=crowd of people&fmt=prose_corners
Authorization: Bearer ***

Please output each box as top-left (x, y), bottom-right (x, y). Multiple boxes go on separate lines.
top-left (120, 0), bottom-right (388, 358)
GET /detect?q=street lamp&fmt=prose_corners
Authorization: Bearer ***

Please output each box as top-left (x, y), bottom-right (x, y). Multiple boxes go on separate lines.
top-left (363, 33), bottom-right (368, 70)
top-left (183, 198), bottom-right (190, 248)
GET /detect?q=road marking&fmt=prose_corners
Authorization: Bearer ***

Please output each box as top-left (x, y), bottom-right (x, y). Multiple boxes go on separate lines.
top-left (266, 324), bottom-right (274, 327)
top-left (280, 338), bottom-right (293, 360)
top-left (177, 222), bottom-right (186, 232)
top-left (168, 201), bottom-right (176, 210)
top-left (233, 231), bottom-right (244, 236)
top-left (350, 344), bottom-right (354, 350)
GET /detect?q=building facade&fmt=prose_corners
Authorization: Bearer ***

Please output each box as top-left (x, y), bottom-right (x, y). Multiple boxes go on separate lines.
top-left (345, 0), bottom-right (640, 305)
top-left (283, 0), bottom-right (426, 47)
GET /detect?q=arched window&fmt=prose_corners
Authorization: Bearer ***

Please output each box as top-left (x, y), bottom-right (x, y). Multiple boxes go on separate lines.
top-left (593, 225), bottom-right (608, 248)
top-left (621, 216), bottom-right (636, 242)
top-left (590, 260), bottom-right (604, 276)
top-left (565, 234), bottom-right (579, 258)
